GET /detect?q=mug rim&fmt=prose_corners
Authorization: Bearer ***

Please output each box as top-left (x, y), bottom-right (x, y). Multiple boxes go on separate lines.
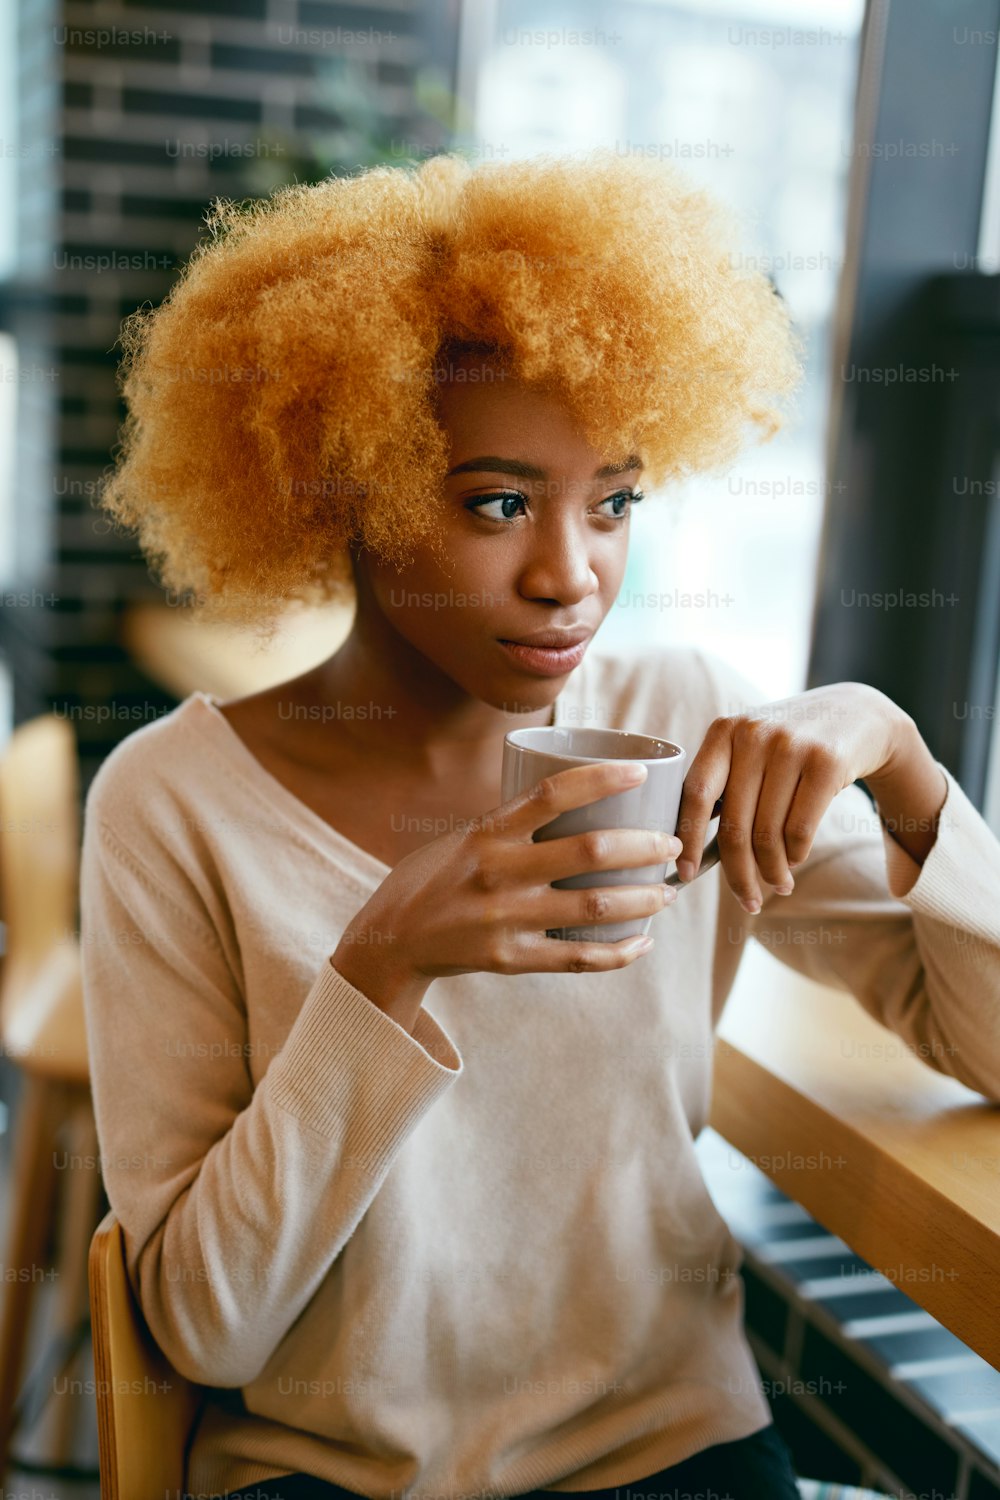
top-left (504, 725), bottom-right (684, 763)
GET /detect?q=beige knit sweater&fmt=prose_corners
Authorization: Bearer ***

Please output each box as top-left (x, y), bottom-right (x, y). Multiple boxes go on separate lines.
top-left (79, 645), bottom-right (1000, 1499)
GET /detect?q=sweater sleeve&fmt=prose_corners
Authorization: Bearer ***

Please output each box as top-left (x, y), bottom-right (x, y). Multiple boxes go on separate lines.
top-left (79, 808), bottom-right (463, 1390)
top-left (695, 649), bottom-right (1000, 1103)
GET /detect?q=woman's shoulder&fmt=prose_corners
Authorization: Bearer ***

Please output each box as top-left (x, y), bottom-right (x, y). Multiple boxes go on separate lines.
top-left (83, 692), bottom-right (220, 838)
top-left (80, 693), bottom-right (247, 959)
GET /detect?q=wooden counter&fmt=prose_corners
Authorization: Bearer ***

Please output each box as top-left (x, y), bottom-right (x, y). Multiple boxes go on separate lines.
top-left (712, 938), bottom-right (1000, 1369)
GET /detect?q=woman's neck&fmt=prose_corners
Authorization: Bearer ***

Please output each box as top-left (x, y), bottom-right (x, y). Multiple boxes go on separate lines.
top-left (300, 623), bottom-right (553, 780)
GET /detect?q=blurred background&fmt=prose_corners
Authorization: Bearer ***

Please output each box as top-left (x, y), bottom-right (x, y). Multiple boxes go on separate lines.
top-left (1, 0), bottom-right (999, 1496)
top-left (1, 0), bottom-right (999, 813)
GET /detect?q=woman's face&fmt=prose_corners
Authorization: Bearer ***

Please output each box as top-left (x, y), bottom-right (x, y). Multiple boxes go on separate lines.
top-left (350, 356), bottom-right (642, 716)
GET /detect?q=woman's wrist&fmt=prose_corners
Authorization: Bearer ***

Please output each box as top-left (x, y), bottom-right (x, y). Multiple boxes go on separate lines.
top-left (330, 938), bottom-right (430, 1034)
top-left (861, 714), bottom-right (948, 866)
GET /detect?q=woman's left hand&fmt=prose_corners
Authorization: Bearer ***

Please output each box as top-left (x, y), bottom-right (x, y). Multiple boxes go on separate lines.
top-left (675, 682), bottom-right (913, 913)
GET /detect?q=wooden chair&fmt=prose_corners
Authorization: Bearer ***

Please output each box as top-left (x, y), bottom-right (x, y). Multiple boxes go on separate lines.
top-left (0, 714), bottom-right (104, 1471)
top-left (88, 1210), bottom-right (202, 1500)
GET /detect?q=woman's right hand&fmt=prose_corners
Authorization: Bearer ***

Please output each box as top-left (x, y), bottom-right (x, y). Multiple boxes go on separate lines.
top-left (331, 761), bottom-right (681, 1030)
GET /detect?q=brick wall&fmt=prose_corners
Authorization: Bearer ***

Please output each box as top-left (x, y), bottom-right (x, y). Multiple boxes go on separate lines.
top-left (5, 0), bottom-right (459, 795)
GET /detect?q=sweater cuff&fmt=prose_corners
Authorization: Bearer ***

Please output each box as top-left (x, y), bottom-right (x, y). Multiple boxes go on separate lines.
top-left (266, 961), bottom-right (462, 1154)
top-left (878, 762), bottom-right (988, 908)
top-left (879, 813), bottom-right (925, 899)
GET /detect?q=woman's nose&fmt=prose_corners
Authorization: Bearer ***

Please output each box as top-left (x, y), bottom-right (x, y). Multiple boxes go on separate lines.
top-left (516, 527), bottom-right (601, 606)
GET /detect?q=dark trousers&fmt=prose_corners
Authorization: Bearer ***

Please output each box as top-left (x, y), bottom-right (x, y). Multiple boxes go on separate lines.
top-left (205, 1421), bottom-right (801, 1500)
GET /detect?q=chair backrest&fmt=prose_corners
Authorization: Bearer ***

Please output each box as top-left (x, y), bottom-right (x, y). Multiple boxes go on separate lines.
top-left (0, 713), bottom-right (78, 979)
top-left (0, 712), bottom-right (91, 1079)
top-left (88, 1209), bottom-right (203, 1500)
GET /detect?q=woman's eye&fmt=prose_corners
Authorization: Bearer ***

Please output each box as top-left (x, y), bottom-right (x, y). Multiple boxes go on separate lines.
top-left (465, 492), bottom-right (526, 522)
top-left (465, 489), bottom-right (645, 524)
top-left (598, 488), bottom-right (645, 519)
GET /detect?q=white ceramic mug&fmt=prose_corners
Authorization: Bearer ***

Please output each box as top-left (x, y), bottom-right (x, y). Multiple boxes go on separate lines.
top-left (501, 724), bottom-right (722, 942)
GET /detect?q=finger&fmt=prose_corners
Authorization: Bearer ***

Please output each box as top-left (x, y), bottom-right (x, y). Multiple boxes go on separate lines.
top-left (750, 743), bottom-right (804, 892)
top-left (513, 930), bottom-right (657, 974)
top-left (489, 760), bottom-right (650, 839)
top-left (675, 719), bottom-right (733, 882)
top-left (782, 748), bottom-right (842, 870)
top-left (533, 879), bottom-right (677, 936)
top-left (713, 720), bottom-right (767, 912)
top-left (522, 825), bottom-right (682, 884)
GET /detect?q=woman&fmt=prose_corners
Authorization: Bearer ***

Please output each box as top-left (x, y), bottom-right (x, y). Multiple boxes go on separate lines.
top-left (80, 151), bottom-right (1000, 1500)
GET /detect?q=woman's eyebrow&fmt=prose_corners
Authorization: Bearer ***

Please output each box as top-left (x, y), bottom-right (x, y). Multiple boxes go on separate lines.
top-left (445, 454), bottom-right (643, 480)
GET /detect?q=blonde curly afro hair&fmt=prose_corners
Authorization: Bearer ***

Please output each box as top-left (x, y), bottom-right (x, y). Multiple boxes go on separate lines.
top-left (100, 149), bottom-right (802, 628)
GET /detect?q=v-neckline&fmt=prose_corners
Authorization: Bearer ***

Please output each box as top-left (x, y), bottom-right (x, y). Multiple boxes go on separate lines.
top-left (187, 657), bottom-right (590, 885)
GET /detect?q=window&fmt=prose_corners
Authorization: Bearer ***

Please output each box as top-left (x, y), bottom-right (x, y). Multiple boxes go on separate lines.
top-left (463, 0), bottom-right (866, 699)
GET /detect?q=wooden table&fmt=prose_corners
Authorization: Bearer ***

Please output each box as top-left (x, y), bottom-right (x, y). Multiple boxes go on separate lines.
top-left (121, 600), bottom-right (355, 701)
top-left (712, 939), bottom-right (1000, 1369)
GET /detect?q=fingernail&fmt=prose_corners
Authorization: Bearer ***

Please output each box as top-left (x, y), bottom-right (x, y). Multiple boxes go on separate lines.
top-left (774, 882), bottom-right (794, 896)
top-left (633, 935), bottom-right (654, 953)
top-left (676, 859), bottom-right (695, 882)
top-left (741, 897), bottom-right (762, 915)
top-left (620, 762), bottom-right (648, 782)
top-left (661, 886), bottom-right (677, 904)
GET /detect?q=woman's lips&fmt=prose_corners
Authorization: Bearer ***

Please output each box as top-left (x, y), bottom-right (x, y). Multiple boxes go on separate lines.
top-left (497, 638), bottom-right (590, 676)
